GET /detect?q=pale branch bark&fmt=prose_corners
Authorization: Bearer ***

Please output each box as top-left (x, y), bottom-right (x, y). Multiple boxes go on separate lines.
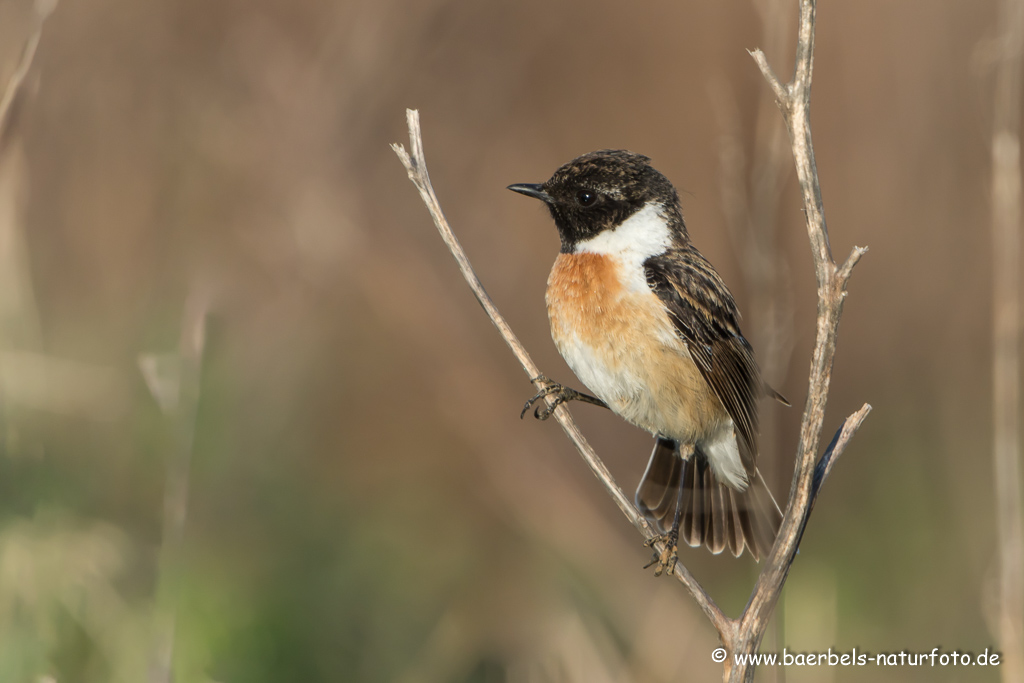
top-left (394, 2), bottom-right (869, 677)
top-left (391, 112), bottom-right (731, 636)
top-left (990, 0), bottom-right (1024, 678)
top-left (732, 1), bottom-right (870, 680)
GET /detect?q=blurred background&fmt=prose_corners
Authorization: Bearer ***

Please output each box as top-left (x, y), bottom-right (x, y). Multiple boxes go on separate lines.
top-left (0, 0), bottom-right (1017, 681)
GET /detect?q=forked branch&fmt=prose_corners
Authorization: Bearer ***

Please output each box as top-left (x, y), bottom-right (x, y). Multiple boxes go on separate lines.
top-left (733, 1), bottom-right (870, 680)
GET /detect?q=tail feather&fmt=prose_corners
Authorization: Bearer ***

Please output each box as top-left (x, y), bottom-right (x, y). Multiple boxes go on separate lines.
top-left (636, 437), bottom-right (682, 521)
top-left (635, 438), bottom-right (782, 561)
top-left (680, 458), bottom-right (704, 548)
top-left (707, 481), bottom-right (728, 555)
top-left (701, 464), bottom-right (715, 550)
top-left (747, 472), bottom-right (784, 556)
top-left (724, 488), bottom-right (745, 557)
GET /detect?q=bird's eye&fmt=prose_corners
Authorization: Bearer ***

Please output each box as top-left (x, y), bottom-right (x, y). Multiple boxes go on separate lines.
top-left (575, 189), bottom-right (598, 207)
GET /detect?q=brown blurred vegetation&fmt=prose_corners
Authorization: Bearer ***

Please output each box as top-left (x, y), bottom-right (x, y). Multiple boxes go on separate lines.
top-left (0, 0), bottom-right (1015, 681)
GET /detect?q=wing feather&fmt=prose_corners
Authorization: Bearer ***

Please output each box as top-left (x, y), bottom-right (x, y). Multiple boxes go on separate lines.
top-left (644, 248), bottom-right (762, 472)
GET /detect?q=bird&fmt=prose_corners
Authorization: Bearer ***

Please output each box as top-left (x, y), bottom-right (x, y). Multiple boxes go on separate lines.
top-left (508, 149), bottom-right (788, 571)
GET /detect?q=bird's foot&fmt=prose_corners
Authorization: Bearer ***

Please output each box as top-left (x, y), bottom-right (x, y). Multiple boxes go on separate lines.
top-left (520, 375), bottom-right (607, 420)
top-left (643, 532), bottom-right (679, 577)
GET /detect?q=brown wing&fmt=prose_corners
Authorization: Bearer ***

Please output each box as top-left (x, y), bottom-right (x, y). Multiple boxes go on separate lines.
top-left (643, 247), bottom-right (762, 473)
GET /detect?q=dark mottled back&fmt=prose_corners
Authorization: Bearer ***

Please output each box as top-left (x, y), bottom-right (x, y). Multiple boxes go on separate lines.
top-left (538, 150), bottom-right (687, 252)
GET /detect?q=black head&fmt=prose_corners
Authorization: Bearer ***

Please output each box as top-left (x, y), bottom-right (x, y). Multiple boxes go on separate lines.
top-left (508, 149), bottom-right (686, 252)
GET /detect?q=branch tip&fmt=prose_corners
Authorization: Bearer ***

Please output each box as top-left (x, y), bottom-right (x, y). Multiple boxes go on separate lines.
top-left (837, 245), bottom-right (868, 282)
top-left (748, 47), bottom-right (789, 107)
top-left (390, 142), bottom-right (409, 166)
top-left (811, 403), bottom-right (872, 499)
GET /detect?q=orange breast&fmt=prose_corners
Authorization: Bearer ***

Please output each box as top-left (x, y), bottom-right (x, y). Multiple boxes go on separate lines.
top-left (546, 252), bottom-right (625, 346)
top-left (545, 252), bottom-right (727, 441)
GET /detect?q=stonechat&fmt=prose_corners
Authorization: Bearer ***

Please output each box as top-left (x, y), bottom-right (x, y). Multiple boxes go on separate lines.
top-left (509, 150), bottom-right (788, 568)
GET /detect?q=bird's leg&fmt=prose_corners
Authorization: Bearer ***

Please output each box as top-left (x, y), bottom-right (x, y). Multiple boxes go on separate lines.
top-left (644, 444), bottom-right (693, 576)
top-left (521, 374), bottom-right (608, 420)
top-left (643, 485), bottom-right (685, 576)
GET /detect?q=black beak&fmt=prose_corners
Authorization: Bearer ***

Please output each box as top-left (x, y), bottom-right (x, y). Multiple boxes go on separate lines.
top-left (507, 183), bottom-right (553, 203)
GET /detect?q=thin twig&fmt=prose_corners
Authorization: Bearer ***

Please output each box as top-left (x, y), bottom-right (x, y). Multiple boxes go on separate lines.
top-left (392, 110), bottom-right (731, 636)
top-left (811, 403), bottom-right (871, 502)
top-left (989, 0), bottom-right (1024, 677)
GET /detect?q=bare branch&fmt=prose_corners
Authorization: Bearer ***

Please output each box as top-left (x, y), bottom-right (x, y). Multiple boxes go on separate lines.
top-left (747, 49), bottom-right (788, 109)
top-left (727, 0), bottom-right (869, 679)
top-left (392, 110), bottom-right (732, 637)
top-left (811, 402), bottom-right (872, 502)
top-left (837, 245), bottom-right (868, 285)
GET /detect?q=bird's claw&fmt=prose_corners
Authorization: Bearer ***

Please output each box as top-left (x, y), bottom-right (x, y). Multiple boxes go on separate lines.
top-left (520, 375), bottom-right (608, 420)
top-left (520, 375), bottom-right (564, 420)
top-left (643, 534), bottom-right (679, 577)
